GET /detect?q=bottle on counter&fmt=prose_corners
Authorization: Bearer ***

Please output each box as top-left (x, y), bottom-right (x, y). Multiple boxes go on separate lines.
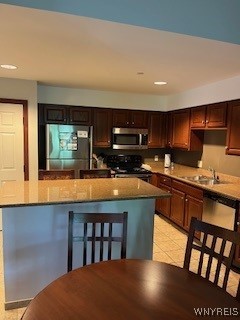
top-left (164, 154), bottom-right (171, 168)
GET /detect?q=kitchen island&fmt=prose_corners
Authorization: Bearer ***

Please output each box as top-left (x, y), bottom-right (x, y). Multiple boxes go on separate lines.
top-left (0, 178), bottom-right (169, 309)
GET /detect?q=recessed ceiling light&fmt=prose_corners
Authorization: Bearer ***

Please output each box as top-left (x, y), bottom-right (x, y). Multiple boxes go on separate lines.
top-left (154, 81), bottom-right (167, 85)
top-left (1, 64), bottom-right (17, 70)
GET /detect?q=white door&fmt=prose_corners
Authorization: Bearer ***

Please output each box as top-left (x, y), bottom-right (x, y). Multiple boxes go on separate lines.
top-left (0, 103), bottom-right (24, 186)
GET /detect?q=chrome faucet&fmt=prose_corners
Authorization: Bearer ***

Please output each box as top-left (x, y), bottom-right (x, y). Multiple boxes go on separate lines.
top-left (209, 166), bottom-right (217, 181)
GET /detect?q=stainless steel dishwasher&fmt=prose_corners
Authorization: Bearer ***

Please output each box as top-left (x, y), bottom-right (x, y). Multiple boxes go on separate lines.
top-left (202, 192), bottom-right (237, 255)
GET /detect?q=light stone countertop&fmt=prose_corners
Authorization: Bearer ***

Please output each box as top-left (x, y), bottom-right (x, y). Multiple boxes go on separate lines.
top-left (0, 178), bottom-right (170, 208)
top-left (147, 161), bottom-right (240, 201)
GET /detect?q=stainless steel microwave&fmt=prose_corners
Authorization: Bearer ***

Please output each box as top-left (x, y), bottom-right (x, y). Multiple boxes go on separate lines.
top-left (112, 127), bottom-right (148, 150)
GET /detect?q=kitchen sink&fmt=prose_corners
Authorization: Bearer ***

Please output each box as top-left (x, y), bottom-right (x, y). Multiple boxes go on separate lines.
top-left (179, 175), bottom-right (228, 185)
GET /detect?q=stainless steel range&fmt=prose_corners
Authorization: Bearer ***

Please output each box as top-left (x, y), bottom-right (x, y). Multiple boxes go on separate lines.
top-left (106, 155), bottom-right (152, 182)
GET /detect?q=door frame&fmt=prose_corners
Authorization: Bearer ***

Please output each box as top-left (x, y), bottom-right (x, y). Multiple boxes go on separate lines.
top-left (0, 98), bottom-right (29, 180)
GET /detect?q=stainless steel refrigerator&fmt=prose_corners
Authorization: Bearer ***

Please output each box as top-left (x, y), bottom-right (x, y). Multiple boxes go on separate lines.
top-left (46, 124), bottom-right (93, 178)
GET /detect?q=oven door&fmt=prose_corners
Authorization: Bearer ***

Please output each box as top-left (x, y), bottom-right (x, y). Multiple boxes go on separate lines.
top-left (115, 173), bottom-right (152, 183)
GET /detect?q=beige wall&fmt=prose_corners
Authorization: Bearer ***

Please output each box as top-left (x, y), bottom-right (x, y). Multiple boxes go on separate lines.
top-left (202, 131), bottom-right (240, 177)
top-left (0, 77), bottom-right (38, 180)
top-left (38, 85), bottom-right (167, 111)
top-left (167, 75), bottom-right (240, 111)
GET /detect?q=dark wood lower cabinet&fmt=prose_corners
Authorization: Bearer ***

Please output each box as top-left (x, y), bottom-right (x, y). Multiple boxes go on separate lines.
top-left (93, 108), bottom-right (112, 147)
top-left (184, 195), bottom-right (203, 239)
top-left (157, 183), bottom-right (171, 218)
top-left (151, 174), bottom-right (171, 218)
top-left (153, 175), bottom-right (203, 239)
top-left (170, 188), bottom-right (185, 226)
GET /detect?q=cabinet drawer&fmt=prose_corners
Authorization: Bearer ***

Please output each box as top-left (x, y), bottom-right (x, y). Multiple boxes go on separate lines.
top-left (158, 174), bottom-right (171, 186)
top-left (172, 179), bottom-right (203, 199)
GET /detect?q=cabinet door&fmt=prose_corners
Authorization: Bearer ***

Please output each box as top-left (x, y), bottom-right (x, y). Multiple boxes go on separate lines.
top-left (112, 109), bottom-right (130, 127)
top-left (170, 188), bottom-right (185, 227)
top-left (44, 105), bottom-right (68, 124)
top-left (150, 173), bottom-right (158, 186)
top-left (166, 112), bottom-right (172, 147)
top-left (226, 100), bottom-right (240, 155)
top-left (148, 112), bottom-right (166, 148)
top-left (130, 110), bottom-right (148, 128)
top-left (69, 107), bottom-right (92, 125)
top-left (93, 108), bottom-right (112, 147)
top-left (206, 102), bottom-right (227, 128)
top-left (171, 109), bottom-right (190, 149)
top-left (156, 183), bottom-right (171, 218)
top-left (190, 106), bottom-right (206, 128)
top-left (184, 195), bottom-right (203, 239)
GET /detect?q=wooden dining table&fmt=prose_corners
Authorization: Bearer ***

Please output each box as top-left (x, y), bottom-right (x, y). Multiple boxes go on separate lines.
top-left (21, 259), bottom-right (240, 320)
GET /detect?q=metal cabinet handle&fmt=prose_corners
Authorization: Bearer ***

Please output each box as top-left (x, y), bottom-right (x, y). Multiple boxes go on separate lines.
top-left (185, 199), bottom-right (188, 202)
top-left (206, 120), bottom-right (209, 123)
top-left (132, 122), bottom-right (135, 125)
top-left (126, 121), bottom-right (129, 125)
top-left (202, 120), bottom-right (205, 124)
top-left (237, 221), bottom-right (240, 226)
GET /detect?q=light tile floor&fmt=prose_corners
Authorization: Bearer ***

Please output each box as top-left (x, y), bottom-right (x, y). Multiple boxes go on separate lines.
top-left (0, 214), bottom-right (239, 319)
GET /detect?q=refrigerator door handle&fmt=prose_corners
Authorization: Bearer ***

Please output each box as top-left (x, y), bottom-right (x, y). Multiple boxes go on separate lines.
top-left (46, 125), bottom-right (50, 170)
top-left (89, 126), bottom-right (93, 169)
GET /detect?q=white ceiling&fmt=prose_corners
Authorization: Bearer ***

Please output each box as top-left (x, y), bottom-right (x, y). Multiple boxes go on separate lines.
top-left (1, 4), bottom-right (240, 96)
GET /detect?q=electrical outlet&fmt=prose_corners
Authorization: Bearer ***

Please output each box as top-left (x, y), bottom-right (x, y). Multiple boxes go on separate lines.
top-left (198, 160), bottom-right (203, 168)
top-left (154, 155), bottom-right (159, 162)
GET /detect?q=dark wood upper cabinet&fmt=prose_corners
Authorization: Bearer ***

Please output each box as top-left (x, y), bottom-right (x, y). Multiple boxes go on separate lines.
top-left (69, 107), bottom-right (92, 125)
top-left (41, 104), bottom-right (93, 125)
top-left (171, 109), bottom-right (190, 149)
top-left (44, 104), bottom-right (68, 124)
top-left (93, 108), bottom-right (112, 147)
top-left (191, 102), bottom-right (227, 129)
top-left (171, 109), bottom-right (203, 151)
top-left (148, 112), bottom-right (166, 148)
top-left (226, 100), bottom-right (240, 155)
top-left (112, 109), bottom-right (148, 128)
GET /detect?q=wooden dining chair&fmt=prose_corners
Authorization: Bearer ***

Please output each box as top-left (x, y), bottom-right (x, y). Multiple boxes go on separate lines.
top-left (67, 211), bottom-right (128, 272)
top-left (39, 169), bottom-right (75, 180)
top-left (79, 168), bottom-right (111, 179)
top-left (184, 217), bottom-right (240, 299)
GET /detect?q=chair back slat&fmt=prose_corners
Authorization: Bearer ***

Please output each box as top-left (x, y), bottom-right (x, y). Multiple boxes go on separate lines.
top-left (68, 211), bottom-right (128, 271)
top-left (214, 239), bottom-right (227, 286)
top-left (79, 169), bottom-right (111, 179)
top-left (108, 223), bottom-right (113, 260)
top-left (184, 217), bottom-right (240, 302)
top-left (39, 169), bottom-right (75, 180)
top-left (100, 223), bottom-right (104, 261)
top-left (83, 223), bottom-right (88, 266)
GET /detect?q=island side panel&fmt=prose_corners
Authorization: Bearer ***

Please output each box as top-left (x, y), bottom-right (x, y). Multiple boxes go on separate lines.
top-left (2, 198), bottom-right (155, 306)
